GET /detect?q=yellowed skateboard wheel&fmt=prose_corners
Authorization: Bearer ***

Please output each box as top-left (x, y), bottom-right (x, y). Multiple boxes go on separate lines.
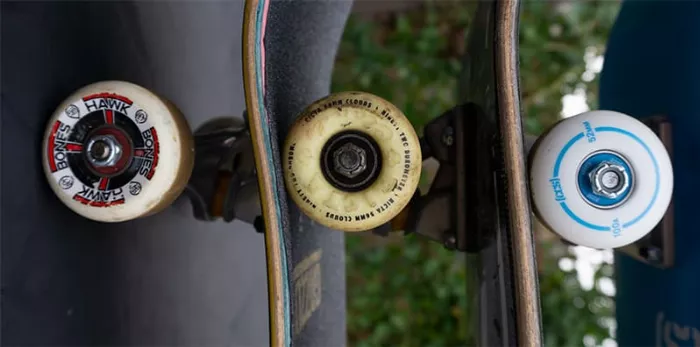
top-left (42, 81), bottom-right (194, 222)
top-left (283, 92), bottom-right (422, 232)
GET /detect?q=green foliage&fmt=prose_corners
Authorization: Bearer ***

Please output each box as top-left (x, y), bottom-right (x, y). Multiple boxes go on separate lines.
top-left (333, 1), bottom-right (620, 345)
top-left (345, 235), bottom-right (472, 346)
top-left (333, 1), bottom-right (474, 133)
top-left (519, 1), bottom-right (621, 134)
top-left (538, 242), bottom-right (615, 347)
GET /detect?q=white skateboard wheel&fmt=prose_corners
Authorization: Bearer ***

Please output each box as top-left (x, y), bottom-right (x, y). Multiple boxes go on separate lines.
top-left (42, 81), bottom-right (194, 222)
top-left (530, 110), bottom-right (673, 249)
top-left (283, 92), bottom-right (421, 232)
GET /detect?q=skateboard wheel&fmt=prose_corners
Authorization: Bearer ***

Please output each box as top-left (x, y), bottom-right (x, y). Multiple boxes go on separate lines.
top-left (529, 110), bottom-right (673, 249)
top-left (283, 92), bottom-right (421, 232)
top-left (42, 81), bottom-right (194, 222)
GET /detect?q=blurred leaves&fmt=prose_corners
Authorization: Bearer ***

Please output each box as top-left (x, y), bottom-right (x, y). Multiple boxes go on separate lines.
top-left (538, 241), bottom-right (615, 347)
top-left (333, 1), bottom-right (473, 135)
top-left (334, 0), bottom-right (620, 346)
top-left (519, 0), bottom-right (620, 133)
top-left (345, 235), bottom-right (471, 346)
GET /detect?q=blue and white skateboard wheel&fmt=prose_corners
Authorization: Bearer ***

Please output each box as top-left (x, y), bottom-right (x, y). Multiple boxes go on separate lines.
top-left (530, 110), bottom-right (673, 249)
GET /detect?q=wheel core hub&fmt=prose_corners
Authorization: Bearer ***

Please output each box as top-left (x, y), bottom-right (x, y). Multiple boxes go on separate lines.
top-left (321, 130), bottom-right (382, 192)
top-left (576, 150), bottom-right (634, 209)
top-left (84, 126), bottom-right (134, 176)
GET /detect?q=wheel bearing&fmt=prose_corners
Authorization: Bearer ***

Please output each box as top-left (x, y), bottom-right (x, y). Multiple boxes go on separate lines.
top-left (320, 130), bottom-right (382, 192)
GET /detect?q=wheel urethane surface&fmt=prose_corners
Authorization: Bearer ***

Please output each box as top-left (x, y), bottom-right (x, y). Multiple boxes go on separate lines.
top-left (42, 81), bottom-right (194, 222)
top-left (283, 92), bottom-right (421, 232)
top-left (529, 110), bottom-right (673, 249)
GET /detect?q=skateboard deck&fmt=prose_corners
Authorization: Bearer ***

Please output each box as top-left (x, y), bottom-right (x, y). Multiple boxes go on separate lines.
top-left (461, 1), bottom-right (671, 345)
top-left (7, 2), bottom-right (271, 345)
top-left (242, 1), bottom-right (289, 344)
top-left (242, 0), bottom-right (350, 346)
top-left (601, 2), bottom-right (692, 346)
top-left (459, 1), bottom-right (542, 345)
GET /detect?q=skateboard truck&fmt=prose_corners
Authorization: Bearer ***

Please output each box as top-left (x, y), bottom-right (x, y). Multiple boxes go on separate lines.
top-left (186, 116), bottom-right (261, 225)
top-left (186, 102), bottom-right (488, 252)
top-left (386, 106), bottom-right (677, 254)
top-left (618, 116), bottom-right (675, 268)
top-left (376, 103), bottom-right (491, 253)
